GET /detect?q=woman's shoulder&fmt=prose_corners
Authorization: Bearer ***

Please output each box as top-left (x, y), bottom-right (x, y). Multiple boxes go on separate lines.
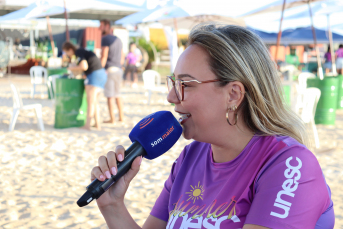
top-left (254, 135), bottom-right (319, 175)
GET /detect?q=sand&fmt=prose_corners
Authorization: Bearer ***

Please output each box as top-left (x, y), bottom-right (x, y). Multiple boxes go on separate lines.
top-left (0, 75), bottom-right (342, 228)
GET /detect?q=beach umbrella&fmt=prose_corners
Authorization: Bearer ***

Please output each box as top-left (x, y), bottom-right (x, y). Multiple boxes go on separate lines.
top-left (0, 0), bottom-right (94, 57)
top-left (116, 1), bottom-right (245, 47)
top-left (241, 0), bottom-right (326, 79)
top-left (278, 0), bottom-right (343, 75)
top-left (116, 1), bottom-right (245, 26)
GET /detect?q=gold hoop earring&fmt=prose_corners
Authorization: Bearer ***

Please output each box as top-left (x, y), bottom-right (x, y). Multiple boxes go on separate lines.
top-left (226, 106), bottom-right (238, 126)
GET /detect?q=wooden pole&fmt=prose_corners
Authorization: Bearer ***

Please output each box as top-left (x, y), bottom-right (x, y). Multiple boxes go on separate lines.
top-left (173, 18), bottom-right (181, 48)
top-left (64, 0), bottom-right (70, 41)
top-left (275, 0), bottom-right (287, 62)
top-left (308, 0), bottom-right (323, 79)
top-left (327, 14), bottom-right (337, 75)
top-left (46, 16), bottom-right (56, 57)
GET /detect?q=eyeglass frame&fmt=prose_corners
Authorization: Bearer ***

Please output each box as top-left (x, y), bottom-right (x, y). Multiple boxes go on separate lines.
top-left (167, 75), bottom-right (221, 101)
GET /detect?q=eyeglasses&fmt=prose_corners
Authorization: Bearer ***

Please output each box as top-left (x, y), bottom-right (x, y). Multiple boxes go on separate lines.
top-left (167, 75), bottom-right (221, 101)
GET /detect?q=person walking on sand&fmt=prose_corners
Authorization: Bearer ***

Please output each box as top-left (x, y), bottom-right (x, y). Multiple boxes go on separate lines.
top-left (99, 19), bottom-right (125, 123)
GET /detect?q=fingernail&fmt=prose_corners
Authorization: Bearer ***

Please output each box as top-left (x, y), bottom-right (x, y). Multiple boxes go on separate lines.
top-left (105, 171), bottom-right (111, 179)
top-left (118, 154), bottom-right (123, 161)
top-left (111, 167), bottom-right (117, 175)
top-left (100, 175), bottom-right (104, 180)
top-left (139, 156), bottom-right (143, 165)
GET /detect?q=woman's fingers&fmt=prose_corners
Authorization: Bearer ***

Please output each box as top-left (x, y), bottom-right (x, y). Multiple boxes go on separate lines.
top-left (123, 156), bottom-right (142, 184)
top-left (91, 166), bottom-right (105, 181)
top-left (107, 151), bottom-right (118, 176)
top-left (115, 145), bottom-right (125, 162)
top-left (98, 155), bottom-right (111, 179)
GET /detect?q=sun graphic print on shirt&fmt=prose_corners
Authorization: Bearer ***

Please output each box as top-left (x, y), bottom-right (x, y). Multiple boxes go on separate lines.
top-left (186, 182), bottom-right (204, 203)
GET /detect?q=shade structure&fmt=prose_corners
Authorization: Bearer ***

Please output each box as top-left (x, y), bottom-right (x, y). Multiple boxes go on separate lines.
top-left (250, 27), bottom-right (343, 45)
top-left (0, 0), bottom-right (90, 22)
top-left (115, 2), bottom-right (245, 27)
top-left (240, 0), bottom-right (324, 17)
top-left (159, 14), bottom-right (245, 30)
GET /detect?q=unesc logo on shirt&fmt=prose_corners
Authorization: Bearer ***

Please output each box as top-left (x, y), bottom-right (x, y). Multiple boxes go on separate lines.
top-left (270, 156), bottom-right (302, 219)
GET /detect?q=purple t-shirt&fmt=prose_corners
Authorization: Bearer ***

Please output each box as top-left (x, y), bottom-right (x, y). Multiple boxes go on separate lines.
top-left (126, 52), bottom-right (138, 65)
top-left (336, 48), bottom-right (343, 58)
top-left (150, 135), bottom-right (334, 229)
top-left (324, 52), bottom-right (332, 62)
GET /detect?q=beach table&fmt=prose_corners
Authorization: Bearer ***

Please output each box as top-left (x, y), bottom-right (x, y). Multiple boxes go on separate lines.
top-left (54, 78), bottom-right (87, 128)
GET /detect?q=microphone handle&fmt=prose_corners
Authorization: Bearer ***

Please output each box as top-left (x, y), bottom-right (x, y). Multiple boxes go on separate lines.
top-left (77, 141), bottom-right (146, 207)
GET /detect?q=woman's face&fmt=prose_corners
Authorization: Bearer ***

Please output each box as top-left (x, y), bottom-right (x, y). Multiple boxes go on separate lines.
top-left (167, 45), bottom-right (229, 142)
top-left (63, 49), bottom-right (74, 58)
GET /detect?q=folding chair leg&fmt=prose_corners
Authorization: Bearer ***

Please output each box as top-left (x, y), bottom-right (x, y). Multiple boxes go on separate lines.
top-left (34, 106), bottom-right (45, 131)
top-left (47, 83), bottom-right (53, 99)
top-left (31, 84), bottom-right (36, 98)
top-left (147, 90), bottom-right (152, 105)
top-left (9, 108), bottom-right (20, 131)
top-left (311, 120), bottom-right (320, 148)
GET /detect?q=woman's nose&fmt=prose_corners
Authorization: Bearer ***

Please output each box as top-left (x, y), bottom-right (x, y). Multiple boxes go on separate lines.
top-left (167, 87), bottom-right (180, 104)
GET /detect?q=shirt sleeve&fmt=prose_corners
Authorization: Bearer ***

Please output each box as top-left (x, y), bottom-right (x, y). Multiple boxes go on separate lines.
top-left (101, 37), bottom-right (108, 47)
top-left (75, 49), bottom-right (86, 64)
top-left (245, 146), bottom-right (332, 229)
top-left (150, 147), bottom-right (187, 222)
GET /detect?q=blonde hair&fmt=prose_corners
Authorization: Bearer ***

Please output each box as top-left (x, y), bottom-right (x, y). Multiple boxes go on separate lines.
top-left (188, 23), bottom-right (308, 146)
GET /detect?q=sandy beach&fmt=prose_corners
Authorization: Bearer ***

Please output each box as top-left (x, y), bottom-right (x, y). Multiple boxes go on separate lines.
top-left (0, 75), bottom-right (342, 228)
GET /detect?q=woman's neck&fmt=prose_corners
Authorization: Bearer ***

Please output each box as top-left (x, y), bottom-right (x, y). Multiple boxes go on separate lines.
top-left (211, 125), bottom-right (255, 163)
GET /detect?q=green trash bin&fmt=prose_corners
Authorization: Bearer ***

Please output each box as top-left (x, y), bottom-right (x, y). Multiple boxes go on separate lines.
top-left (54, 78), bottom-right (87, 128)
top-left (47, 68), bottom-right (68, 76)
top-left (282, 84), bottom-right (291, 106)
top-left (307, 77), bottom-right (339, 125)
top-left (47, 68), bottom-right (69, 99)
top-left (336, 75), bottom-right (343, 109)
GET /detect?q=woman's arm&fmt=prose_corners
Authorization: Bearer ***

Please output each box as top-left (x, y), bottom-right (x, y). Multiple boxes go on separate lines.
top-left (68, 60), bottom-right (88, 72)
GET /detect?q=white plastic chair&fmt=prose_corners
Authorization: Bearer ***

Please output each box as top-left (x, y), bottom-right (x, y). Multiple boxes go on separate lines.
top-left (29, 66), bottom-right (52, 99)
top-left (9, 84), bottom-right (45, 131)
top-left (295, 72), bottom-right (316, 114)
top-left (301, 87), bottom-right (321, 148)
top-left (48, 74), bottom-right (61, 100)
top-left (142, 70), bottom-right (161, 105)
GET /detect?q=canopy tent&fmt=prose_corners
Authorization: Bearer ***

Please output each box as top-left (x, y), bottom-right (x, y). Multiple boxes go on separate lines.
top-left (250, 26), bottom-right (343, 45)
top-left (115, 1), bottom-right (245, 28)
top-left (241, 0), bottom-right (327, 79)
top-left (278, 0), bottom-right (343, 74)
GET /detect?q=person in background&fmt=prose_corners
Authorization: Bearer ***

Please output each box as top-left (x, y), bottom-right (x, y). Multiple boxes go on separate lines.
top-left (124, 42), bottom-right (140, 88)
top-left (99, 19), bottom-right (125, 124)
top-left (62, 42), bottom-right (106, 130)
top-left (324, 46), bottom-right (332, 73)
top-left (90, 24), bottom-right (334, 228)
top-left (335, 44), bottom-right (343, 75)
top-left (285, 46), bottom-right (300, 67)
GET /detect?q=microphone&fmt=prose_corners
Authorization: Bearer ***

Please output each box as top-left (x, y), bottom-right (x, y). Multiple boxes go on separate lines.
top-left (77, 111), bottom-right (182, 207)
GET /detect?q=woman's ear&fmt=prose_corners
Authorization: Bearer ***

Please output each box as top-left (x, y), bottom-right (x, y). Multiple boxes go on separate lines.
top-left (226, 81), bottom-right (245, 107)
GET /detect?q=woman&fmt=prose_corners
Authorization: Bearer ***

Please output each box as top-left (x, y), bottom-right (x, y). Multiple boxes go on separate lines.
top-left (335, 44), bottom-right (343, 75)
top-left (90, 24), bottom-right (334, 228)
top-left (324, 46), bottom-right (332, 73)
top-left (62, 42), bottom-right (106, 130)
top-left (124, 42), bottom-right (141, 88)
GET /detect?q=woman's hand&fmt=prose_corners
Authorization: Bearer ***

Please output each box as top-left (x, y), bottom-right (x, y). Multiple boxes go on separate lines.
top-left (91, 145), bottom-right (142, 208)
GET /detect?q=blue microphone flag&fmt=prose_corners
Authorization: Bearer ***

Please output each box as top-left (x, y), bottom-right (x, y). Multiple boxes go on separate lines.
top-left (129, 111), bottom-right (182, 160)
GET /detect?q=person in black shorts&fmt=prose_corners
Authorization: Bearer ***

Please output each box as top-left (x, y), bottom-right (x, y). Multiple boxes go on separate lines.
top-left (62, 42), bottom-right (107, 130)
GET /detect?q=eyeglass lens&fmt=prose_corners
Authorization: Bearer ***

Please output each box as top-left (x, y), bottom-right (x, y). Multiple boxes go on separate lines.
top-left (167, 77), bottom-right (182, 101)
